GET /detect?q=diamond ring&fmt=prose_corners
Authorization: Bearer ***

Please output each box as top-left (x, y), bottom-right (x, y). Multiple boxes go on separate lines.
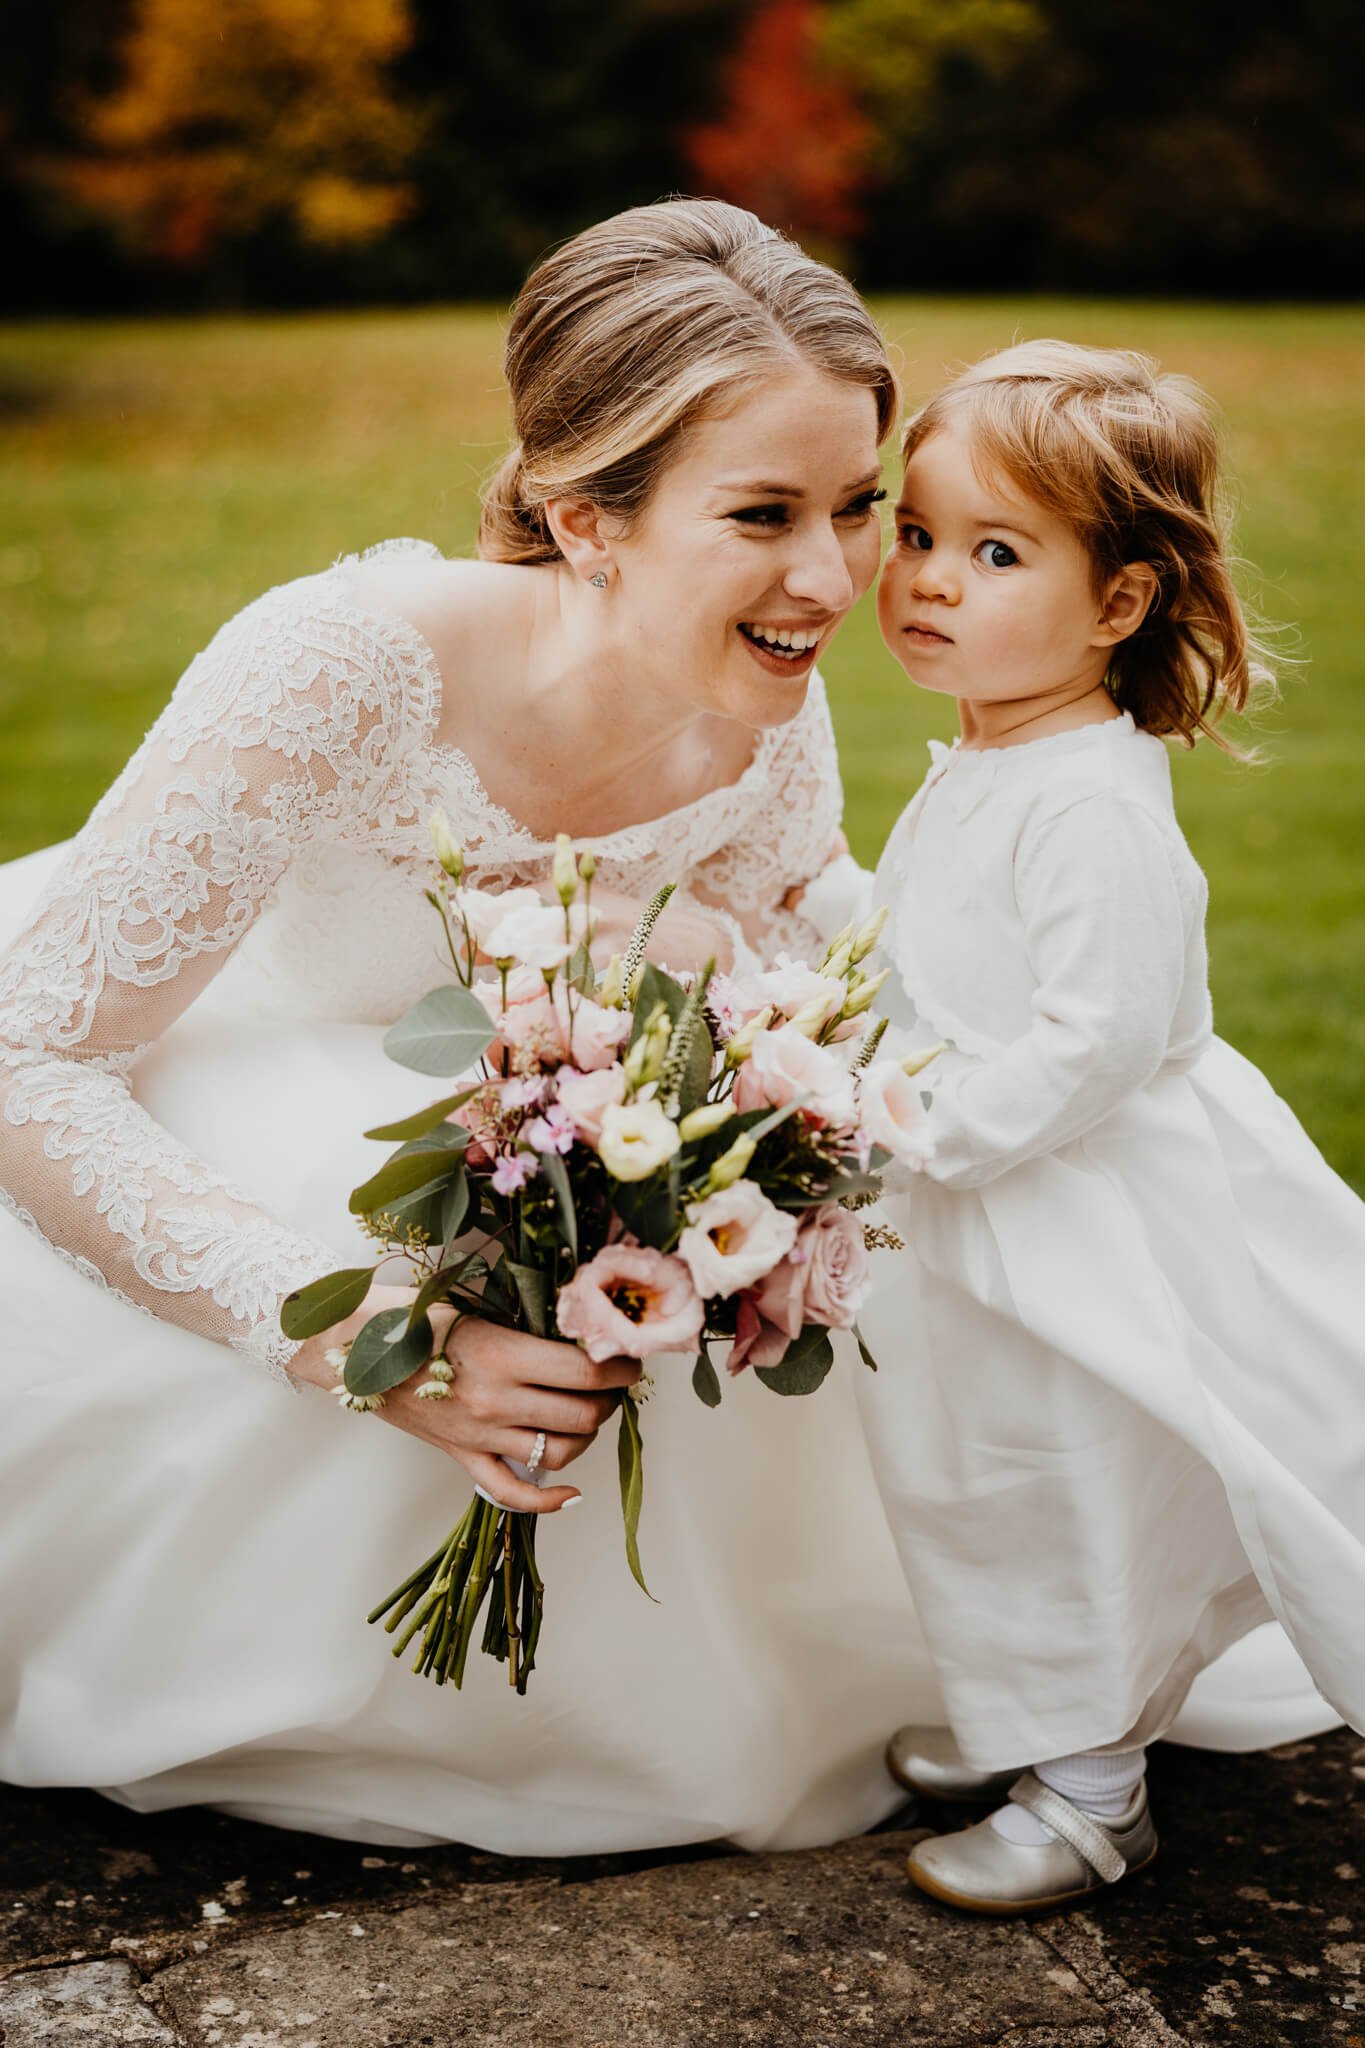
top-left (526, 1430), bottom-right (547, 1475)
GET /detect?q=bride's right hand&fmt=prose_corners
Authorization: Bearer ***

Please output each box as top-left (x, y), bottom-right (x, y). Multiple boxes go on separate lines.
top-left (291, 1283), bottom-right (641, 1513)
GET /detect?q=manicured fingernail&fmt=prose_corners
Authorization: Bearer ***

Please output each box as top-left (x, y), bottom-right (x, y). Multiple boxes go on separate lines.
top-left (562, 1496), bottom-right (584, 1510)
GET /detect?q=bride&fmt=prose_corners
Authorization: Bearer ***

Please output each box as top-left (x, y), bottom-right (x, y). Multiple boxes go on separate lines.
top-left (0, 199), bottom-right (1332, 1854)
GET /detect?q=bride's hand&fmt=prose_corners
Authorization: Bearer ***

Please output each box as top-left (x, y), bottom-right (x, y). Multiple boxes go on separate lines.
top-left (292, 1283), bottom-right (641, 1513)
top-left (586, 882), bottom-right (736, 974)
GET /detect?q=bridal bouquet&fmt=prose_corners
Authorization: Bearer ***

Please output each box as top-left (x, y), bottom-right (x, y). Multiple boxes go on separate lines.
top-left (282, 818), bottom-right (934, 1695)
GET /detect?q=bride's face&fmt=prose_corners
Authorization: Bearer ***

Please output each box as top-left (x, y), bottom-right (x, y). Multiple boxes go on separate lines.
top-left (607, 366), bottom-right (885, 728)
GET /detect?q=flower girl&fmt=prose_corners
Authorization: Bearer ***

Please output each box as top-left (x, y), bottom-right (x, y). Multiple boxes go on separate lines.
top-left (852, 340), bottom-right (1365, 1912)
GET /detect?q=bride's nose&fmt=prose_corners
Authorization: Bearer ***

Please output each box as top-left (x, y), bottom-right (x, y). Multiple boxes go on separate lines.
top-left (781, 525), bottom-right (856, 613)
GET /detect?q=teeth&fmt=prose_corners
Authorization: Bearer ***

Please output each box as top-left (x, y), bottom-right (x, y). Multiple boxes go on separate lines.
top-left (741, 624), bottom-right (819, 653)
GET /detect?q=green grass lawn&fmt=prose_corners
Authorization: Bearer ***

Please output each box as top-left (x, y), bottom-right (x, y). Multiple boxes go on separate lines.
top-left (2, 301), bottom-right (1362, 1188)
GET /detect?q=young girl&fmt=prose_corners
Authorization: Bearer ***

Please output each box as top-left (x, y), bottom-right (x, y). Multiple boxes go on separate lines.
top-left (851, 340), bottom-right (1365, 1913)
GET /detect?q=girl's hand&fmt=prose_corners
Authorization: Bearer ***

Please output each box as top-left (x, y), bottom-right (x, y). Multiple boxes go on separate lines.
top-left (783, 828), bottom-right (851, 914)
top-left (292, 1282), bottom-right (641, 1513)
top-left (586, 882), bottom-right (736, 974)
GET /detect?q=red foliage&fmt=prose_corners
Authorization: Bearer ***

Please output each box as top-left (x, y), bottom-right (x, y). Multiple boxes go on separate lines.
top-left (683, 0), bottom-right (872, 244)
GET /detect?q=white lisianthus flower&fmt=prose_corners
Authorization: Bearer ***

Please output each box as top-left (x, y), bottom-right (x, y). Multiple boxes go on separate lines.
top-left (859, 1058), bottom-right (936, 1168)
top-left (455, 885), bottom-right (540, 948)
top-left (677, 1181), bottom-right (799, 1299)
top-left (482, 900), bottom-right (590, 971)
top-left (732, 1023), bottom-right (857, 1127)
top-left (597, 1099), bottom-right (683, 1181)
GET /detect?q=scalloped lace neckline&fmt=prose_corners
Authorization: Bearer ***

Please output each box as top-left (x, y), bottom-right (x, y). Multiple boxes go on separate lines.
top-left (331, 542), bottom-right (786, 853)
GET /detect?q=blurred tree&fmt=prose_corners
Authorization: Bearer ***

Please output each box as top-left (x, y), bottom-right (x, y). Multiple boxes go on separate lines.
top-left (682, 0), bottom-right (874, 251)
top-left (825, 0), bottom-right (1365, 295)
top-left (51, 0), bottom-right (422, 293)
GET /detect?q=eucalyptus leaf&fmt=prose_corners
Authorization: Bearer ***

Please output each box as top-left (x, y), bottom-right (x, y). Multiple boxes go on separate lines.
top-left (537, 1149), bottom-right (577, 1264)
top-left (755, 1323), bottom-right (834, 1397)
top-left (406, 1251), bottom-right (488, 1327)
top-left (616, 1394), bottom-right (655, 1598)
top-left (349, 1146), bottom-right (466, 1216)
top-left (504, 1258), bottom-right (550, 1338)
top-left (383, 984), bottom-right (494, 1077)
top-left (280, 1265), bottom-right (375, 1340)
top-left (344, 1305), bottom-right (435, 1396)
top-left (440, 1168), bottom-right (470, 1247)
top-left (855, 1326), bottom-right (879, 1372)
top-left (691, 1348), bottom-right (722, 1408)
top-left (363, 1086), bottom-right (482, 1142)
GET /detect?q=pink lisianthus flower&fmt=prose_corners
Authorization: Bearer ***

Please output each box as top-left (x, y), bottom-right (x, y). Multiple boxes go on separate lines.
top-left (555, 1245), bottom-right (705, 1363)
top-left (726, 1291), bottom-right (791, 1374)
top-left (731, 1024), bottom-right (857, 1127)
top-left (711, 954), bottom-right (844, 1036)
top-left (858, 1058), bottom-right (935, 1169)
top-left (555, 1063), bottom-right (626, 1146)
top-left (554, 988), bottom-right (630, 1071)
top-left (491, 1152), bottom-right (537, 1195)
top-left (526, 1105), bottom-right (576, 1155)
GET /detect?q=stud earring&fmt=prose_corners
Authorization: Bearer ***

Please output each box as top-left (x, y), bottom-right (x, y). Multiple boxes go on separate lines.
top-left (589, 572), bottom-right (607, 591)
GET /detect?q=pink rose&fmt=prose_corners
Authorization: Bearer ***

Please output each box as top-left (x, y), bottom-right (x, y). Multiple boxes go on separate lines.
top-left (728, 1207), bottom-right (869, 1374)
top-left (555, 1245), bottom-right (705, 1363)
top-left (731, 1025), bottom-right (857, 1127)
top-left (726, 1291), bottom-right (791, 1374)
top-left (555, 1063), bottom-right (627, 1145)
top-left (555, 989), bottom-right (630, 1072)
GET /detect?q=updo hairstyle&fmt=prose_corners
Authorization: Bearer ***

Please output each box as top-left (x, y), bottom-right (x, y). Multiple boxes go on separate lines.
top-left (478, 197), bottom-right (897, 567)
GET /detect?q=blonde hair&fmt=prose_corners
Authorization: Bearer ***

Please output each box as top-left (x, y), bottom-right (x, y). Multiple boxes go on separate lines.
top-left (902, 339), bottom-right (1274, 750)
top-left (478, 197), bottom-right (897, 566)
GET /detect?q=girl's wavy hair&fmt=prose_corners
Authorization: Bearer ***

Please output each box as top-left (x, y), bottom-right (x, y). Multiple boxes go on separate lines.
top-left (902, 340), bottom-right (1276, 751)
top-left (479, 196), bottom-right (897, 566)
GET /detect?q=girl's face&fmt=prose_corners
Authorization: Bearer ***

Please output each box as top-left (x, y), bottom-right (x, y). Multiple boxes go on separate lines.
top-left (607, 365), bottom-right (885, 729)
top-left (877, 423), bottom-right (1118, 710)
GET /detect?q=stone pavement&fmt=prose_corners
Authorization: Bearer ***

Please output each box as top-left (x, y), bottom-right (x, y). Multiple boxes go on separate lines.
top-left (0, 1730), bottom-right (1359, 2047)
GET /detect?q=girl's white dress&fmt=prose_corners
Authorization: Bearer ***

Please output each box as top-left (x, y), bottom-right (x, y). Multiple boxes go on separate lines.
top-left (851, 715), bottom-right (1365, 1770)
top-left (0, 554), bottom-right (1335, 1853)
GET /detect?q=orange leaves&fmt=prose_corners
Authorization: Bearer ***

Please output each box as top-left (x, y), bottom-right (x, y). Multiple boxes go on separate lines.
top-left (56, 0), bottom-right (422, 264)
top-left (682, 0), bottom-right (874, 249)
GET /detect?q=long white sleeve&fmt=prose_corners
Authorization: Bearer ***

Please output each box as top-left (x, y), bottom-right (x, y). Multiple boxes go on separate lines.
top-left (0, 575), bottom-right (431, 1381)
top-left (908, 794), bottom-right (1191, 1190)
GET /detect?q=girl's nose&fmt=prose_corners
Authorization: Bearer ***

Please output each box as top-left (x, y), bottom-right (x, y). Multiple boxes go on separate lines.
top-left (911, 554), bottom-right (959, 603)
top-left (782, 527), bottom-right (857, 613)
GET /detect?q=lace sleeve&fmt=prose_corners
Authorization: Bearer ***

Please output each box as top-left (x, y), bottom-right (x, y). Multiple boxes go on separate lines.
top-left (0, 571), bottom-right (433, 1384)
top-left (687, 672), bottom-right (846, 972)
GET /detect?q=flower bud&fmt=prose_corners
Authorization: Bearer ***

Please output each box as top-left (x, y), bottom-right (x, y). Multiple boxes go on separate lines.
top-left (428, 808), bottom-right (464, 881)
top-left (598, 954), bottom-right (627, 1009)
top-left (579, 849), bottom-right (597, 884)
top-left (822, 942), bottom-right (853, 982)
top-left (841, 967), bottom-right (891, 1018)
top-left (820, 921), bottom-right (855, 966)
top-left (624, 1003), bottom-right (672, 1088)
top-left (723, 1007), bottom-right (774, 1067)
top-left (678, 1101), bottom-right (735, 1143)
top-left (702, 1130), bottom-right (757, 1194)
top-left (849, 905), bottom-right (889, 964)
top-left (787, 993), bottom-right (835, 1039)
top-left (899, 1039), bottom-right (947, 1078)
top-left (553, 832), bottom-right (578, 906)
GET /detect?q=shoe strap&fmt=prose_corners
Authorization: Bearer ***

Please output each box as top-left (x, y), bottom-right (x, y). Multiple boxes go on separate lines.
top-left (1008, 1771), bottom-right (1128, 1884)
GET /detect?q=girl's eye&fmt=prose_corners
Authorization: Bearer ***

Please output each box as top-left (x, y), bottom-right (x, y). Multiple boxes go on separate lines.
top-left (978, 539), bottom-right (1018, 569)
top-left (838, 487), bottom-right (887, 521)
top-left (898, 524), bottom-right (932, 551)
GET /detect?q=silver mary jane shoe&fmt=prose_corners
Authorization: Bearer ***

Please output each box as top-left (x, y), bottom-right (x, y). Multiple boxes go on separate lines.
top-left (905, 1771), bottom-right (1158, 1915)
top-left (885, 1724), bottom-right (1020, 1806)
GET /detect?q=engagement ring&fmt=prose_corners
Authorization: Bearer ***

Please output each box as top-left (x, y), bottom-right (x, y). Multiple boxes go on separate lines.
top-left (526, 1430), bottom-right (547, 1474)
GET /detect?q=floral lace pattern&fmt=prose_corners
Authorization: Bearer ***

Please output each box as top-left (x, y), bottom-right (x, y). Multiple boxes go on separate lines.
top-left (0, 542), bottom-right (845, 1383)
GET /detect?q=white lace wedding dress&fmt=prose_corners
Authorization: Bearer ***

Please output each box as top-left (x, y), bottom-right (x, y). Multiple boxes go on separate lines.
top-left (0, 543), bottom-right (1331, 1853)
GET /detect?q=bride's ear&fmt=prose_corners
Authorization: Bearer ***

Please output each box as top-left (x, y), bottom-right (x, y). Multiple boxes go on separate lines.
top-left (544, 497), bottom-right (613, 587)
top-left (1093, 563), bottom-right (1159, 648)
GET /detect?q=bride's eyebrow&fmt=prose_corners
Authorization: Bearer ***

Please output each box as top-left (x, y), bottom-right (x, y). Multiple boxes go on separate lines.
top-left (716, 469), bottom-right (883, 498)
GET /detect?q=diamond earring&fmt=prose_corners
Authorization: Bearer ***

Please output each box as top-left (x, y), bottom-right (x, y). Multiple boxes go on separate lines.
top-left (589, 572), bottom-right (607, 590)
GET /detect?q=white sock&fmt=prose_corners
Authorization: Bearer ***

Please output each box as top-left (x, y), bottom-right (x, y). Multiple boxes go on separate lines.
top-left (989, 1747), bottom-right (1147, 1845)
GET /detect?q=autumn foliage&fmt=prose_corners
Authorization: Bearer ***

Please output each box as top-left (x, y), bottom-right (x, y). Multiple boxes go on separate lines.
top-left (683, 0), bottom-right (873, 247)
top-left (58, 0), bottom-right (421, 266)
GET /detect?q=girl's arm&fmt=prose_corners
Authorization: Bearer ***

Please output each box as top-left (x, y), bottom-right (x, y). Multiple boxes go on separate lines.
top-left (909, 794), bottom-right (1193, 1190)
